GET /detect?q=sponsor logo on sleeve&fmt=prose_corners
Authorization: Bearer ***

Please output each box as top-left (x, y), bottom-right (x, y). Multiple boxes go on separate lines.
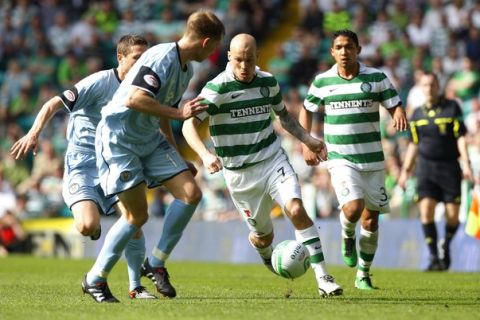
top-left (143, 75), bottom-right (159, 88)
top-left (64, 90), bottom-right (76, 102)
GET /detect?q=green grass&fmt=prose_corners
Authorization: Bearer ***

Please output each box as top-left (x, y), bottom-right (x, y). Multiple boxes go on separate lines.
top-left (0, 256), bottom-right (479, 320)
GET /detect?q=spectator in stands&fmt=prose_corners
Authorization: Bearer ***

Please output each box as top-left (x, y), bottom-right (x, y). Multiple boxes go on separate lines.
top-left (0, 209), bottom-right (30, 256)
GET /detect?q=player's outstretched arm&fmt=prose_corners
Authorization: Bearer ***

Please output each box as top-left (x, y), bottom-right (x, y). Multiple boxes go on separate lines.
top-left (388, 105), bottom-right (408, 132)
top-left (126, 88), bottom-right (208, 120)
top-left (10, 96), bottom-right (63, 159)
top-left (278, 107), bottom-right (327, 158)
top-left (182, 117), bottom-right (222, 174)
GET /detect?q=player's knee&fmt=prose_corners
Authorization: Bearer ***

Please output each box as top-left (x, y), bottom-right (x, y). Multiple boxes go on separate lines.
top-left (286, 199), bottom-right (312, 228)
top-left (249, 232), bottom-right (274, 248)
top-left (135, 212), bottom-right (149, 226)
top-left (186, 187), bottom-right (202, 205)
top-left (343, 200), bottom-right (364, 216)
top-left (361, 217), bottom-right (378, 231)
top-left (75, 220), bottom-right (99, 237)
top-left (287, 199), bottom-right (307, 219)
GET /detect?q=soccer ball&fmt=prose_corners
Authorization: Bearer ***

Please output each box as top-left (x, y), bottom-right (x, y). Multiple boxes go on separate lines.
top-left (271, 240), bottom-right (310, 279)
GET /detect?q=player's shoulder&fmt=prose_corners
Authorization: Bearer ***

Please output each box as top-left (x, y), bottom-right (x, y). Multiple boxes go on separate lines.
top-left (143, 42), bottom-right (177, 63)
top-left (76, 69), bottom-right (117, 89)
top-left (359, 64), bottom-right (389, 80)
top-left (256, 68), bottom-right (278, 85)
top-left (256, 68), bottom-right (274, 79)
top-left (310, 65), bottom-right (337, 87)
top-left (205, 70), bottom-right (229, 89)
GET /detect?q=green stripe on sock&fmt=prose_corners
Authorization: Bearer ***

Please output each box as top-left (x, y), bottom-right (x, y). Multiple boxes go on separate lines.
top-left (309, 252), bottom-right (324, 264)
top-left (360, 251), bottom-right (375, 262)
top-left (303, 237), bottom-right (319, 245)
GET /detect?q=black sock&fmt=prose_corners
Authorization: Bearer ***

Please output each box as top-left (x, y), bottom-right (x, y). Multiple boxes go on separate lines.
top-left (422, 222), bottom-right (438, 258)
top-left (444, 223), bottom-right (459, 252)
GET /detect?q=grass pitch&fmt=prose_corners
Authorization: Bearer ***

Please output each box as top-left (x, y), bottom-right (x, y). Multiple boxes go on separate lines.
top-left (0, 256), bottom-right (478, 320)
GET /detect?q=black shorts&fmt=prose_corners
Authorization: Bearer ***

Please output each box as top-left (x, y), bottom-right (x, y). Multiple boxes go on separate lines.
top-left (415, 158), bottom-right (462, 203)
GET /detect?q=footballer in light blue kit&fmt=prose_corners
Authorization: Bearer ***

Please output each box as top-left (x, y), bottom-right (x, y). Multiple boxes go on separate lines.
top-left (10, 35), bottom-right (156, 300)
top-left (61, 68), bottom-right (122, 215)
top-left (97, 42), bottom-right (193, 195)
top-left (84, 10), bottom-right (225, 303)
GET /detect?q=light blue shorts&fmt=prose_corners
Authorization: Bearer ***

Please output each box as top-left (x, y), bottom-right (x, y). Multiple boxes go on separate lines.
top-left (62, 151), bottom-right (118, 215)
top-left (97, 126), bottom-right (188, 197)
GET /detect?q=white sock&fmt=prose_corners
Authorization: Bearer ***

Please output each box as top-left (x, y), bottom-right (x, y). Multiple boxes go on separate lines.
top-left (340, 210), bottom-right (356, 238)
top-left (356, 227), bottom-right (378, 278)
top-left (295, 225), bottom-right (328, 277)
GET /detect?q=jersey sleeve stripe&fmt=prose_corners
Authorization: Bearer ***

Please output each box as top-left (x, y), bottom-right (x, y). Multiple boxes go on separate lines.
top-left (272, 91), bottom-right (282, 105)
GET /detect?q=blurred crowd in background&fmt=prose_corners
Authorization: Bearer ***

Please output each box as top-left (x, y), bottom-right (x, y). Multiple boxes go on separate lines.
top-left (0, 0), bottom-right (479, 236)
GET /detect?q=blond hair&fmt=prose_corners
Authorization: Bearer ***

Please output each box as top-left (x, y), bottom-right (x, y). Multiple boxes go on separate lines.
top-left (184, 10), bottom-right (225, 41)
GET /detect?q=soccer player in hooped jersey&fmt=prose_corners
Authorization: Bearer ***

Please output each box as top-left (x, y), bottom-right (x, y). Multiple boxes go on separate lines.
top-left (10, 35), bottom-right (156, 299)
top-left (82, 10), bottom-right (225, 302)
top-left (182, 33), bottom-right (343, 297)
top-left (299, 29), bottom-right (408, 290)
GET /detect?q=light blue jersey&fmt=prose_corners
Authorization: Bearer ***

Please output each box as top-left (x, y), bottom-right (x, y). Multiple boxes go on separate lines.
top-left (59, 69), bottom-right (121, 214)
top-left (97, 42), bottom-right (191, 196)
top-left (101, 42), bottom-right (194, 145)
top-left (60, 69), bottom-right (121, 154)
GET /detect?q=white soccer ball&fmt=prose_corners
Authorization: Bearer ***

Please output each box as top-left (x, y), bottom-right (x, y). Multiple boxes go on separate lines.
top-left (271, 240), bottom-right (310, 279)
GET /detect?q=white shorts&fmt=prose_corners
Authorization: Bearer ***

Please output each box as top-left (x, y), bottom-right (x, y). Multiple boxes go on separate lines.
top-left (97, 123), bottom-right (188, 197)
top-left (329, 165), bottom-right (390, 213)
top-left (62, 151), bottom-right (118, 215)
top-left (223, 150), bottom-right (301, 236)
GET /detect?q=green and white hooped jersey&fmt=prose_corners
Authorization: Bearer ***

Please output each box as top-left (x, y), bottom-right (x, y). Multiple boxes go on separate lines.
top-left (304, 63), bottom-right (401, 171)
top-left (197, 64), bottom-right (284, 170)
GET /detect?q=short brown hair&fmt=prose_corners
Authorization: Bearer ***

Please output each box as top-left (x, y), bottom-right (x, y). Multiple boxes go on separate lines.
top-left (117, 34), bottom-right (148, 56)
top-left (184, 10), bottom-right (225, 41)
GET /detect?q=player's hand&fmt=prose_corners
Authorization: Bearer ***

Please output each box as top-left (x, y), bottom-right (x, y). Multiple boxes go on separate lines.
top-left (201, 151), bottom-right (223, 174)
top-left (305, 138), bottom-right (327, 162)
top-left (179, 97), bottom-right (208, 120)
top-left (10, 134), bottom-right (38, 160)
top-left (302, 142), bottom-right (325, 166)
top-left (392, 107), bottom-right (408, 131)
top-left (462, 162), bottom-right (474, 182)
top-left (397, 170), bottom-right (409, 190)
top-left (186, 161), bottom-right (198, 177)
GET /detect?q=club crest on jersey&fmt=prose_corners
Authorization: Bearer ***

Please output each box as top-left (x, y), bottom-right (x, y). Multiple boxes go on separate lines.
top-left (63, 90), bottom-right (76, 102)
top-left (260, 86), bottom-right (270, 97)
top-left (144, 75), bottom-right (159, 88)
top-left (69, 183), bottom-right (80, 194)
top-left (120, 171), bottom-right (132, 182)
top-left (360, 82), bottom-right (372, 93)
top-left (247, 218), bottom-right (257, 226)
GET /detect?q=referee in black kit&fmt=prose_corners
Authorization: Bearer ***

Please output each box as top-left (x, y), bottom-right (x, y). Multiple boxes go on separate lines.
top-left (398, 71), bottom-right (473, 271)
